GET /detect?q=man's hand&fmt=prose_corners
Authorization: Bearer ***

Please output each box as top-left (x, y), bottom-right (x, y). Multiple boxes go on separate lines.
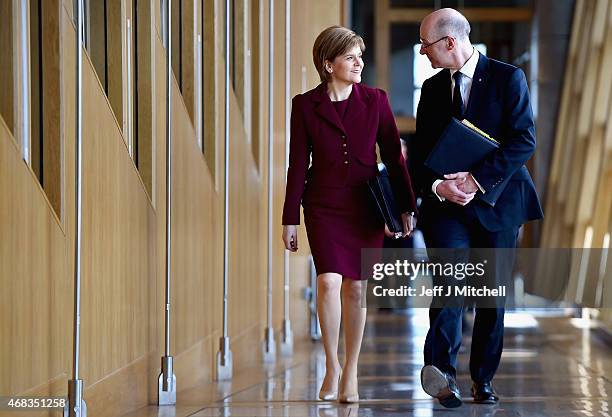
top-left (444, 172), bottom-right (479, 194)
top-left (436, 176), bottom-right (476, 206)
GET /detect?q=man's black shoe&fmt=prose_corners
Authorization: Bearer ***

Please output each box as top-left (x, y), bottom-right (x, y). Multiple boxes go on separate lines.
top-left (420, 365), bottom-right (463, 408)
top-left (471, 382), bottom-right (499, 404)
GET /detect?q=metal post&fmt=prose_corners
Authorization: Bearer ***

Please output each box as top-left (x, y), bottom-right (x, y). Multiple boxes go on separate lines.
top-left (262, 0), bottom-right (276, 364)
top-left (195, 0), bottom-right (203, 151)
top-left (216, 0), bottom-right (233, 380)
top-left (158, 0), bottom-right (177, 404)
top-left (64, 0), bottom-right (87, 414)
top-left (309, 256), bottom-right (321, 340)
top-left (279, 0), bottom-right (293, 358)
top-left (196, 33), bottom-right (203, 151)
top-left (127, 18), bottom-right (133, 158)
top-left (17, 0), bottom-right (31, 164)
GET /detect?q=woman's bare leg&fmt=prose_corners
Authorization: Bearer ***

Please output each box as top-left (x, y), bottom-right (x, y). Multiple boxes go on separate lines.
top-left (339, 278), bottom-right (367, 401)
top-left (317, 273), bottom-right (343, 397)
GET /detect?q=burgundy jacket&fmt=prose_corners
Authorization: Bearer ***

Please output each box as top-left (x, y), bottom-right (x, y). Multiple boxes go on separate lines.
top-left (282, 82), bottom-right (417, 225)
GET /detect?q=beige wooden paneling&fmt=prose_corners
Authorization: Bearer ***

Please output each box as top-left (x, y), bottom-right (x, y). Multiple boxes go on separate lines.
top-left (1, 1), bottom-right (339, 416)
top-left (0, 115), bottom-right (70, 398)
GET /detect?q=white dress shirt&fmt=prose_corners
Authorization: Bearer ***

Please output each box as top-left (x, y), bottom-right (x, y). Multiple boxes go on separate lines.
top-left (432, 48), bottom-right (485, 201)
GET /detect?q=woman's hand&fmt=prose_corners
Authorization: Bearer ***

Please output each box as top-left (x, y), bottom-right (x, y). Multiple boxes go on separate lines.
top-left (401, 212), bottom-right (415, 237)
top-left (282, 225), bottom-right (298, 252)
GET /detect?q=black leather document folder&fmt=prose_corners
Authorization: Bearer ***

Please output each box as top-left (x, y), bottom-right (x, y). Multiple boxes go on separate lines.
top-left (367, 165), bottom-right (404, 236)
top-left (425, 118), bottom-right (499, 176)
top-left (424, 118), bottom-right (508, 206)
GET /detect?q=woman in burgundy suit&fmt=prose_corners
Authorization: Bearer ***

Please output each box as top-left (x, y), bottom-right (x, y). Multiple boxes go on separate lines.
top-left (281, 26), bottom-right (417, 403)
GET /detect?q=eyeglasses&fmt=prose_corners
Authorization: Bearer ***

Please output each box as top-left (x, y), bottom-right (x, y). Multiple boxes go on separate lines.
top-left (420, 36), bottom-right (449, 50)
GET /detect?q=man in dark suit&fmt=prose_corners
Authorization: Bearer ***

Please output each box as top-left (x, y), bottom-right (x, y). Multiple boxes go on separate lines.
top-left (412, 8), bottom-right (543, 408)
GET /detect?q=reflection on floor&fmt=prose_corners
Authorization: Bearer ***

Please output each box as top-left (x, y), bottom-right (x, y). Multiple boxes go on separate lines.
top-left (123, 310), bottom-right (612, 417)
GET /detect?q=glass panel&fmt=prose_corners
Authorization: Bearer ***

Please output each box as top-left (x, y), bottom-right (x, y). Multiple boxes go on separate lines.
top-left (412, 43), bottom-right (486, 116)
top-left (351, 0), bottom-right (376, 86)
top-left (450, 0), bottom-right (531, 7)
top-left (389, 23), bottom-right (420, 117)
top-left (390, 21), bottom-right (531, 117)
top-left (0, 1), bottom-right (13, 134)
top-left (470, 21), bottom-right (531, 66)
top-left (390, 0), bottom-right (439, 7)
top-left (230, 0), bottom-right (235, 90)
top-left (391, 0), bottom-right (531, 7)
top-left (171, 0), bottom-right (182, 89)
top-left (30, 0), bottom-right (42, 181)
top-left (86, 0), bottom-right (107, 92)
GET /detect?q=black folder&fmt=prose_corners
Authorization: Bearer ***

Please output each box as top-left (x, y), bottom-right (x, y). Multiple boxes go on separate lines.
top-left (424, 118), bottom-right (507, 206)
top-left (367, 165), bottom-right (403, 237)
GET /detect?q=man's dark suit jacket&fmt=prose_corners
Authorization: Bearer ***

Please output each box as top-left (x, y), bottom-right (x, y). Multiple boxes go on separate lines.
top-left (413, 53), bottom-right (543, 232)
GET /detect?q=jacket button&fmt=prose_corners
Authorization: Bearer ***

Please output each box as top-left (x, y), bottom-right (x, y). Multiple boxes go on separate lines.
top-left (341, 135), bottom-right (346, 139)
top-left (344, 151), bottom-right (348, 155)
top-left (344, 161), bottom-right (348, 164)
top-left (342, 143), bottom-right (347, 147)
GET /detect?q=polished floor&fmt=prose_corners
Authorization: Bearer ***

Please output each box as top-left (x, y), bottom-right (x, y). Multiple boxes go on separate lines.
top-left (124, 310), bottom-right (612, 417)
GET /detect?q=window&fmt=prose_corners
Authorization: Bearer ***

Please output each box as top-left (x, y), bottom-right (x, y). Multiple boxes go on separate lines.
top-left (171, 0), bottom-right (183, 90)
top-left (250, 0), bottom-right (262, 164)
top-left (31, 0), bottom-right (62, 217)
top-left (389, 21), bottom-right (527, 118)
top-left (168, 0), bottom-right (199, 127)
top-left (83, 0), bottom-right (124, 129)
top-left (132, 0), bottom-right (156, 199)
top-left (390, 0), bottom-right (530, 6)
top-left (0, 0), bottom-right (63, 218)
top-left (202, 0), bottom-right (217, 176)
top-left (231, 0), bottom-right (248, 118)
top-left (0, 1), bottom-right (14, 135)
top-left (412, 43), bottom-right (487, 117)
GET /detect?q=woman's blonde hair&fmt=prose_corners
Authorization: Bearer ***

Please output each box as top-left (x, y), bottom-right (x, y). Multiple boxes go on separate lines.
top-left (312, 26), bottom-right (365, 82)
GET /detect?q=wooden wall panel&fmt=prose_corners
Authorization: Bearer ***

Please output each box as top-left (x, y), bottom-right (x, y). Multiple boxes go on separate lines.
top-left (0, 116), bottom-right (70, 397)
top-left (1, 1), bottom-right (341, 416)
top-left (78, 51), bottom-right (153, 385)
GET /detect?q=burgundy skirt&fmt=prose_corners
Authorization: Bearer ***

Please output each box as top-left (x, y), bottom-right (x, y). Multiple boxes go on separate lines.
top-left (303, 184), bottom-right (384, 280)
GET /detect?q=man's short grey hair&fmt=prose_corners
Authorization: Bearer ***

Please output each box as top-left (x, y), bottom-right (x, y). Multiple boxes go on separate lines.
top-left (435, 13), bottom-right (471, 41)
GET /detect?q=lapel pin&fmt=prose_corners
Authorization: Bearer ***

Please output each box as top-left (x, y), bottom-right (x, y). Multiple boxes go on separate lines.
top-left (478, 78), bottom-right (482, 82)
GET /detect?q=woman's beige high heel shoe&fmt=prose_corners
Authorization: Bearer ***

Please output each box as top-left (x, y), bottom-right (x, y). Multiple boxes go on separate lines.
top-left (338, 392), bottom-right (359, 403)
top-left (318, 371), bottom-right (342, 401)
top-left (338, 373), bottom-right (359, 403)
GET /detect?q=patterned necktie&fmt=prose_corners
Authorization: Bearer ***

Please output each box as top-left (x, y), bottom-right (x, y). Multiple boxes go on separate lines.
top-left (452, 71), bottom-right (465, 119)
